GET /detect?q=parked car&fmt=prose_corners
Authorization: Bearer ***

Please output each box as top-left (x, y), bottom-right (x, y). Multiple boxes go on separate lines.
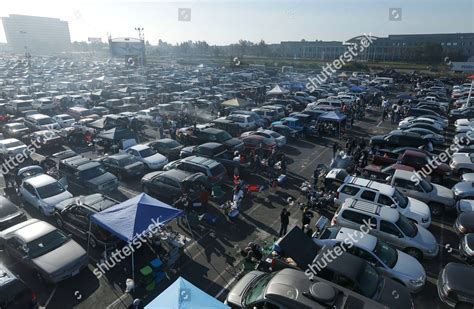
top-left (91, 106), bottom-right (110, 116)
top-left (240, 135), bottom-right (277, 153)
top-left (225, 268), bottom-right (387, 309)
top-left (401, 128), bottom-right (445, 145)
top-left (141, 169), bottom-right (207, 203)
top-left (147, 138), bottom-right (184, 160)
top-left (241, 129), bottom-right (286, 147)
top-left (98, 153), bottom-right (145, 180)
top-left (163, 155), bottom-right (227, 185)
top-left (124, 144), bottom-right (168, 170)
top-left (450, 153), bottom-right (474, 174)
top-left (452, 181), bottom-right (474, 200)
top-left (0, 138), bottom-right (28, 159)
top-left (370, 131), bottom-right (427, 149)
top-left (177, 127), bottom-right (244, 152)
top-left (312, 246), bottom-right (413, 307)
top-left (0, 196), bottom-right (26, 231)
top-left (58, 155), bottom-right (119, 193)
top-left (459, 233), bottom-right (474, 264)
top-left (0, 219), bottom-right (89, 283)
top-left (335, 176), bottom-right (432, 228)
top-left (389, 170), bottom-right (455, 216)
top-left (2, 123), bottom-right (29, 138)
top-left (54, 194), bottom-right (120, 248)
top-left (24, 114), bottom-right (60, 131)
top-left (332, 198), bottom-right (439, 260)
top-left (312, 225), bottom-right (426, 292)
top-left (28, 130), bottom-right (63, 148)
top-left (53, 114), bottom-right (75, 128)
top-left (437, 263), bottom-right (474, 308)
top-left (19, 173), bottom-right (72, 216)
top-left (454, 211), bottom-right (474, 235)
top-left (0, 264), bottom-right (37, 309)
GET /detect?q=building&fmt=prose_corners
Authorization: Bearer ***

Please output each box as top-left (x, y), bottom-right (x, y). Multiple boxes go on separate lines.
top-left (1, 14), bottom-right (71, 54)
top-left (281, 33), bottom-right (474, 62)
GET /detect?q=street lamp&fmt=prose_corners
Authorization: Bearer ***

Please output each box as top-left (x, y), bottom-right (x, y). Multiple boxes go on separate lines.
top-left (134, 27), bottom-right (144, 40)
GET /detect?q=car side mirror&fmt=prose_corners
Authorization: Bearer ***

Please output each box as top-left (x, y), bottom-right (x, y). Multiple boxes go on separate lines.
top-left (390, 204), bottom-right (397, 208)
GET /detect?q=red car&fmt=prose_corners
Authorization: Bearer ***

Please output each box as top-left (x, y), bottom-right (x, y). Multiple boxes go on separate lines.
top-left (240, 135), bottom-right (276, 152)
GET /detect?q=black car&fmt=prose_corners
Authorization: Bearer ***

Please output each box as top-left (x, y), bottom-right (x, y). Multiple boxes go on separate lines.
top-left (370, 131), bottom-right (426, 149)
top-left (58, 155), bottom-right (119, 193)
top-left (312, 246), bottom-right (413, 308)
top-left (454, 211), bottom-right (474, 236)
top-left (408, 108), bottom-right (442, 118)
top-left (459, 233), bottom-right (474, 264)
top-left (185, 142), bottom-right (240, 173)
top-left (438, 263), bottom-right (474, 308)
top-left (0, 264), bottom-right (36, 309)
top-left (0, 197), bottom-right (26, 231)
top-left (179, 127), bottom-right (244, 152)
top-left (450, 107), bottom-right (474, 120)
top-left (54, 194), bottom-right (120, 248)
top-left (148, 138), bottom-right (184, 160)
top-left (141, 169), bottom-right (208, 203)
top-left (98, 153), bottom-right (145, 179)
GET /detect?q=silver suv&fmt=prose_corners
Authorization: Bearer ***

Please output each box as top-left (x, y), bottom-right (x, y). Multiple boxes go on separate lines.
top-left (332, 198), bottom-right (439, 260)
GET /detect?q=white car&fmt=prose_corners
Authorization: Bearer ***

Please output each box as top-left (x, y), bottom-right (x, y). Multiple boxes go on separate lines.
top-left (241, 129), bottom-right (287, 147)
top-left (0, 138), bottom-right (28, 157)
top-left (456, 199), bottom-right (474, 214)
top-left (398, 117), bottom-right (445, 131)
top-left (125, 144), bottom-right (168, 170)
top-left (53, 114), bottom-right (76, 128)
top-left (450, 153), bottom-right (474, 174)
top-left (136, 109), bottom-right (159, 123)
top-left (454, 118), bottom-right (474, 133)
top-left (19, 174), bottom-right (72, 216)
top-left (312, 224), bottom-right (426, 292)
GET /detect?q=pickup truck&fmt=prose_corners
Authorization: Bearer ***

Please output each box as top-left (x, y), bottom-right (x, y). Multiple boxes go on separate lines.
top-left (371, 149), bottom-right (451, 181)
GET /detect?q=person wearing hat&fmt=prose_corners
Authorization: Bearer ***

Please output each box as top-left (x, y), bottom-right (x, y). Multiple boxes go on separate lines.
top-left (301, 207), bottom-right (314, 229)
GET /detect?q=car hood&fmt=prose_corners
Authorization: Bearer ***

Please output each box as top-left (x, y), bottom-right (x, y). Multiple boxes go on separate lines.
top-left (370, 135), bottom-right (386, 143)
top-left (32, 239), bottom-right (87, 274)
top-left (43, 191), bottom-right (73, 207)
top-left (223, 138), bottom-right (244, 148)
top-left (406, 197), bottom-right (431, 219)
top-left (451, 153), bottom-right (471, 164)
top-left (7, 145), bottom-right (27, 154)
top-left (413, 225), bottom-right (437, 250)
top-left (432, 184), bottom-right (455, 204)
top-left (88, 172), bottom-right (117, 186)
top-left (226, 271), bottom-right (265, 307)
top-left (458, 200), bottom-right (474, 212)
top-left (124, 161), bottom-right (144, 171)
top-left (392, 250), bottom-right (426, 280)
top-left (458, 212), bottom-right (474, 229)
top-left (453, 182), bottom-right (474, 196)
top-left (376, 278), bottom-right (413, 309)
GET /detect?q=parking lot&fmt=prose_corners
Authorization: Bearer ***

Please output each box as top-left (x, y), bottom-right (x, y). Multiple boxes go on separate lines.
top-left (0, 101), bottom-right (461, 309)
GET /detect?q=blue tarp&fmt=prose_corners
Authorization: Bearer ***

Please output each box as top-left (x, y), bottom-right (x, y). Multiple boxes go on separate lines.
top-left (145, 277), bottom-right (229, 309)
top-left (318, 111), bottom-right (347, 122)
top-left (91, 193), bottom-right (183, 242)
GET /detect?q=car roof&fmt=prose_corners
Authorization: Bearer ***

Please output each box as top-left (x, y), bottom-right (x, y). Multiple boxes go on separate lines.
top-left (11, 220), bottom-right (56, 243)
top-left (335, 228), bottom-right (377, 251)
top-left (71, 194), bottom-right (117, 212)
top-left (159, 169), bottom-right (194, 181)
top-left (0, 138), bottom-right (22, 145)
top-left (107, 153), bottom-right (131, 160)
top-left (24, 174), bottom-right (57, 187)
top-left (77, 161), bottom-right (101, 170)
top-left (313, 246), bottom-right (364, 281)
top-left (199, 142), bottom-right (224, 149)
top-left (393, 169), bottom-right (418, 180)
top-left (347, 177), bottom-right (395, 195)
top-left (183, 155), bottom-right (219, 167)
top-left (129, 144), bottom-right (149, 151)
top-left (28, 114), bottom-right (50, 120)
top-left (201, 127), bottom-right (223, 134)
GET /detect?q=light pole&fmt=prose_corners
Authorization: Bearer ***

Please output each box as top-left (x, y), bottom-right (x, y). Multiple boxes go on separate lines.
top-left (134, 27), bottom-right (145, 66)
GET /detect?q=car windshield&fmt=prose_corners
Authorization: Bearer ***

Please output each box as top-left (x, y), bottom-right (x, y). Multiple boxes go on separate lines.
top-left (36, 118), bottom-right (54, 125)
top-left (10, 124), bottom-right (26, 129)
top-left (81, 166), bottom-right (107, 179)
top-left (419, 178), bottom-right (433, 192)
top-left (163, 140), bottom-right (180, 148)
top-left (215, 131), bottom-right (232, 142)
top-left (117, 156), bottom-right (136, 167)
top-left (373, 240), bottom-right (398, 268)
top-left (0, 200), bottom-right (19, 217)
top-left (396, 214), bottom-right (418, 238)
top-left (356, 264), bottom-right (380, 298)
top-left (139, 148), bottom-right (156, 158)
top-left (26, 229), bottom-right (69, 258)
top-left (36, 181), bottom-right (66, 199)
top-left (4, 141), bottom-right (24, 148)
top-left (393, 189), bottom-right (408, 209)
top-left (244, 273), bottom-right (276, 306)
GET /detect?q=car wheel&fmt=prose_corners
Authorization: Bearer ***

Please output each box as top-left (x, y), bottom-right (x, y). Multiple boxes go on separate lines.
top-left (56, 216), bottom-right (64, 228)
top-left (429, 202), bottom-right (444, 216)
top-left (404, 247), bottom-right (422, 260)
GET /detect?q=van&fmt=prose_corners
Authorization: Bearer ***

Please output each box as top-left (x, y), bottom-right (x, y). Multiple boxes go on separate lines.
top-left (7, 100), bottom-right (33, 114)
top-left (332, 198), bottom-right (439, 260)
top-left (335, 176), bottom-right (431, 228)
top-left (32, 97), bottom-right (55, 112)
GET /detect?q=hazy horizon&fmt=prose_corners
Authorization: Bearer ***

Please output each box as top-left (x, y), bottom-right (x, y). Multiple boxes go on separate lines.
top-left (1, 0), bottom-right (473, 45)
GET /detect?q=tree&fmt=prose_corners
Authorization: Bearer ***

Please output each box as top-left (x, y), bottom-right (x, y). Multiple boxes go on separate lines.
top-left (257, 40), bottom-right (268, 57)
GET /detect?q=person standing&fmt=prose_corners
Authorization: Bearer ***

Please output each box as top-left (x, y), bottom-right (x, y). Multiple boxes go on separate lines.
top-left (332, 142), bottom-right (339, 158)
top-left (279, 208), bottom-right (290, 237)
top-left (301, 207), bottom-right (314, 229)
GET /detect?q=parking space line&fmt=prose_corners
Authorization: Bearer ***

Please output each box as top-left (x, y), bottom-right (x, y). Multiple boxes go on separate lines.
top-left (215, 273), bottom-right (241, 299)
top-left (41, 286), bottom-right (57, 309)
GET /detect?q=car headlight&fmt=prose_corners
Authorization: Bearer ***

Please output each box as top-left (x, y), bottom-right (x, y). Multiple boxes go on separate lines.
top-left (409, 277), bottom-right (424, 286)
top-left (422, 217), bottom-right (429, 223)
top-left (427, 247), bottom-right (435, 254)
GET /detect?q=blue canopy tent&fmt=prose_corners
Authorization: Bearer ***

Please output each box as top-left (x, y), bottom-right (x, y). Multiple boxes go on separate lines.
top-left (318, 111), bottom-right (347, 138)
top-left (145, 276), bottom-right (229, 309)
top-left (90, 193), bottom-right (189, 280)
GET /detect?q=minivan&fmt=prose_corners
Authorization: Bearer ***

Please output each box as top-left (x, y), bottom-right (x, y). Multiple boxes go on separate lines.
top-left (332, 198), bottom-right (439, 260)
top-left (335, 176), bottom-right (431, 228)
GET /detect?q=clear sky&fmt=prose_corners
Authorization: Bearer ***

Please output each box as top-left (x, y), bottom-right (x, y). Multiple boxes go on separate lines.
top-left (0, 0), bottom-right (473, 45)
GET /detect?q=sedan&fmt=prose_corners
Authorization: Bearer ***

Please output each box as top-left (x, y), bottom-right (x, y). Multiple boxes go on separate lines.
top-left (147, 138), bottom-right (184, 160)
top-left (125, 144), bottom-right (168, 170)
top-left (402, 128), bottom-right (445, 145)
top-left (99, 153), bottom-right (145, 179)
top-left (398, 122), bottom-right (444, 135)
top-left (239, 135), bottom-right (277, 153)
top-left (242, 129), bottom-right (286, 147)
top-left (0, 219), bottom-right (88, 283)
top-left (3, 122), bottom-right (29, 138)
top-left (454, 211), bottom-right (474, 236)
